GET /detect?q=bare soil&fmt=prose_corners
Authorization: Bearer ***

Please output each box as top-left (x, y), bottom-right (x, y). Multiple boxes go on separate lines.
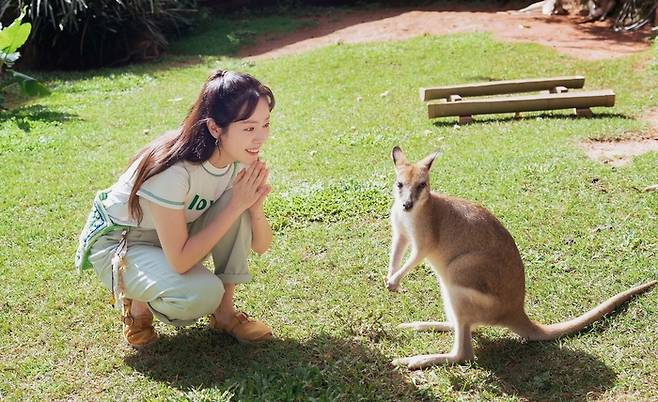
top-left (239, 4), bottom-right (654, 60)
top-left (580, 108), bottom-right (658, 167)
top-left (581, 135), bottom-right (658, 166)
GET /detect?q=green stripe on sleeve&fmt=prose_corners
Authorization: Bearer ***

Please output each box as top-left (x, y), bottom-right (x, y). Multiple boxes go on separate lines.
top-left (138, 188), bottom-right (185, 207)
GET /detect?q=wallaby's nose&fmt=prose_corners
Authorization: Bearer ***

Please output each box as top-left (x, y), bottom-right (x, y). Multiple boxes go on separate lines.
top-left (403, 201), bottom-right (413, 211)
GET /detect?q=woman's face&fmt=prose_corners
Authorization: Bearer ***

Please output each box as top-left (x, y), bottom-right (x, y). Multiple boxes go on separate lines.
top-left (218, 97), bottom-right (270, 166)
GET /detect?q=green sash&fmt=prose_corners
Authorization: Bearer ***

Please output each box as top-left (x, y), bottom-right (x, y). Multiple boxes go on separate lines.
top-left (75, 190), bottom-right (130, 273)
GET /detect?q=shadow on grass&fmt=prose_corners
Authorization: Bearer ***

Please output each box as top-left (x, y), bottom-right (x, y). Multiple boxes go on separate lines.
top-left (124, 327), bottom-right (433, 400)
top-left (431, 112), bottom-right (631, 127)
top-left (0, 104), bottom-right (79, 132)
top-left (445, 335), bottom-right (616, 402)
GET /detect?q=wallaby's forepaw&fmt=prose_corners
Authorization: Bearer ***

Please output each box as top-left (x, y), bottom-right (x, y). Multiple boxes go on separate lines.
top-left (384, 276), bottom-right (400, 292)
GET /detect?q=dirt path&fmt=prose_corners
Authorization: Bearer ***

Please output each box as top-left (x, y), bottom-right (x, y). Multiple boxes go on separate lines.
top-left (239, 4), bottom-right (653, 61)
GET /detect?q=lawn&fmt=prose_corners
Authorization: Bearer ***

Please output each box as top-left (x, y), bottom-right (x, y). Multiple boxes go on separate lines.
top-left (0, 7), bottom-right (657, 402)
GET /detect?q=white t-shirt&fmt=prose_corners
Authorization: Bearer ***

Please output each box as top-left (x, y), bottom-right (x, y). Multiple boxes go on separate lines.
top-left (103, 159), bottom-right (242, 229)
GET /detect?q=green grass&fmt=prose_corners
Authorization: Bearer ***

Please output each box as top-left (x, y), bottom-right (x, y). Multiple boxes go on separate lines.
top-left (168, 13), bottom-right (316, 56)
top-left (1, 8), bottom-right (657, 401)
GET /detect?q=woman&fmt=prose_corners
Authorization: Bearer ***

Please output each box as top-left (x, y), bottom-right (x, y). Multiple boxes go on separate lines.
top-left (76, 70), bottom-right (275, 347)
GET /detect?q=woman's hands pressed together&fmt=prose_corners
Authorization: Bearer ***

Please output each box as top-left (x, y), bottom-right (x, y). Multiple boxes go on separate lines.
top-left (230, 160), bottom-right (271, 214)
top-left (231, 160), bottom-right (273, 254)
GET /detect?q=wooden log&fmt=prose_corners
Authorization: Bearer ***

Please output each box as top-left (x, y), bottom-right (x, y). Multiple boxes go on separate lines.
top-left (427, 90), bottom-right (615, 119)
top-left (459, 115), bottom-right (474, 125)
top-left (575, 107), bottom-right (593, 117)
top-left (420, 76), bottom-right (585, 101)
top-left (549, 86), bottom-right (568, 94)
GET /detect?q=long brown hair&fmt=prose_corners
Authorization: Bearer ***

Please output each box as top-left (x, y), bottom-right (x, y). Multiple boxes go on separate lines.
top-left (127, 70), bottom-right (275, 223)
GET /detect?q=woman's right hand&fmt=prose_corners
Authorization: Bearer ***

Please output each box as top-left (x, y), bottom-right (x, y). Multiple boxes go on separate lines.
top-left (229, 161), bottom-right (269, 213)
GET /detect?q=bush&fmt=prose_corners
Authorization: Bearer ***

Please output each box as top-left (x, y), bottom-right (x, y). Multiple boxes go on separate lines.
top-left (0, 1), bottom-right (198, 69)
top-left (0, 9), bottom-right (49, 107)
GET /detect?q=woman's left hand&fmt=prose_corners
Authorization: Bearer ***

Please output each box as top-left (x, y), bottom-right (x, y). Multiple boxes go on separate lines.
top-left (248, 160), bottom-right (271, 214)
top-left (247, 160), bottom-right (273, 254)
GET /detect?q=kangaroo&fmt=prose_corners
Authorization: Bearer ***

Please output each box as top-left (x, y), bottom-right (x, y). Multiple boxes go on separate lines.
top-left (385, 146), bottom-right (657, 370)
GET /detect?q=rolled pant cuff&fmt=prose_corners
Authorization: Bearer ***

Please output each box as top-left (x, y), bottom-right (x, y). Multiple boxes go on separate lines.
top-left (148, 302), bottom-right (198, 327)
top-left (218, 273), bottom-right (252, 284)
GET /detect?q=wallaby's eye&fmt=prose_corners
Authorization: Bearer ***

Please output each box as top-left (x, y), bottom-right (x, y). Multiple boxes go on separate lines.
top-left (418, 182), bottom-right (427, 189)
top-left (396, 182), bottom-right (403, 189)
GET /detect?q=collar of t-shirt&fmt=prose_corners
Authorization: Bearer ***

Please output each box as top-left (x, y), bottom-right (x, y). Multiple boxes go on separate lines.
top-left (201, 160), bottom-right (233, 176)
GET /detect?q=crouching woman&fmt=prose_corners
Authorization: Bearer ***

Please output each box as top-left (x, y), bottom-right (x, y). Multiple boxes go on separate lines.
top-left (75, 70), bottom-right (275, 347)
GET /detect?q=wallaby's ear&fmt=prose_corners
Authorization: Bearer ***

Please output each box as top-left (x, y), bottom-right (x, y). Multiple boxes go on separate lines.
top-left (421, 149), bottom-right (442, 170)
top-left (392, 146), bottom-right (407, 166)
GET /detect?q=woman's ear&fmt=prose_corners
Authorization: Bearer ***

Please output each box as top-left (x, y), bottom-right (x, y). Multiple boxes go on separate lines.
top-left (206, 119), bottom-right (222, 139)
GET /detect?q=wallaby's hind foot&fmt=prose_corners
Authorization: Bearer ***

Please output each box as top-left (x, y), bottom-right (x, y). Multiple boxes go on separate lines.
top-left (395, 321), bottom-right (474, 369)
top-left (398, 321), bottom-right (453, 332)
top-left (393, 350), bottom-right (474, 369)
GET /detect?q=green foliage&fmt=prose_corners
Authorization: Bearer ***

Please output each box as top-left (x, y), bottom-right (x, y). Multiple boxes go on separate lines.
top-left (0, 10), bottom-right (30, 53)
top-left (0, 0), bottom-right (198, 69)
top-left (0, 10), bottom-right (49, 107)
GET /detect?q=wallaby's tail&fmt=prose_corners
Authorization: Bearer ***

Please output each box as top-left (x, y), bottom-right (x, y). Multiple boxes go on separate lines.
top-left (509, 281), bottom-right (657, 341)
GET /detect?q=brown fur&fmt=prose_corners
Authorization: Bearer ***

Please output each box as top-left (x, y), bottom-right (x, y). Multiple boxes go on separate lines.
top-left (385, 146), bottom-right (656, 370)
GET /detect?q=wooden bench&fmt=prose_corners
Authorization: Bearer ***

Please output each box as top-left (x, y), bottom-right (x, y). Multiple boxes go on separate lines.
top-left (420, 76), bottom-right (615, 124)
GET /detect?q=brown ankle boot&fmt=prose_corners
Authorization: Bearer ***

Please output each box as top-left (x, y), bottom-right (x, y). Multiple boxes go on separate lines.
top-left (123, 313), bottom-right (158, 348)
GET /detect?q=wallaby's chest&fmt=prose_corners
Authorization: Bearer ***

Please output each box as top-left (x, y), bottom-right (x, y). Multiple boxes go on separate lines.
top-left (392, 207), bottom-right (427, 242)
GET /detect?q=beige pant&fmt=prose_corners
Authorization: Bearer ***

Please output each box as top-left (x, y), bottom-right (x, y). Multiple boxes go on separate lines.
top-left (89, 190), bottom-right (252, 326)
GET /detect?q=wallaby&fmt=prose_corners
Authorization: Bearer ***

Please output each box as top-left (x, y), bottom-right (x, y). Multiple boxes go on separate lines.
top-left (586, 0), bottom-right (617, 21)
top-left (385, 146), bottom-right (656, 370)
top-left (516, 0), bottom-right (567, 15)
